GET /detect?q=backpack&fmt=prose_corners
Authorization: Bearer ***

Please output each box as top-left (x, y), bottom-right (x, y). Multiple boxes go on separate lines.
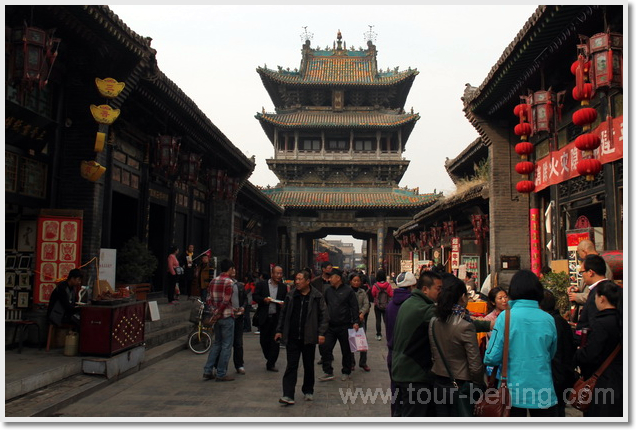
top-left (376, 284), bottom-right (389, 311)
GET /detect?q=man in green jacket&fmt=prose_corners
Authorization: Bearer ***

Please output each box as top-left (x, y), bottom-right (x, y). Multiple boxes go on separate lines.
top-left (391, 272), bottom-right (442, 417)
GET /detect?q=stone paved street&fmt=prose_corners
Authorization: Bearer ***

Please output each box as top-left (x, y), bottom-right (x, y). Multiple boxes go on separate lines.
top-left (56, 313), bottom-right (394, 418)
top-left (54, 310), bottom-right (583, 419)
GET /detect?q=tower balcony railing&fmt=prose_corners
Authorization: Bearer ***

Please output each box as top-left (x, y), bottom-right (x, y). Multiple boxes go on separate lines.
top-left (272, 150), bottom-right (405, 161)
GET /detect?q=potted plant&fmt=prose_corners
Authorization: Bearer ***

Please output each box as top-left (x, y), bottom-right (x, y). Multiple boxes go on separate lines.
top-left (540, 270), bottom-right (571, 318)
top-left (115, 236), bottom-right (158, 301)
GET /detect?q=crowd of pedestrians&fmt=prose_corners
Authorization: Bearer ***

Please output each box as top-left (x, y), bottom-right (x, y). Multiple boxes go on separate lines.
top-left (188, 251), bottom-right (621, 418)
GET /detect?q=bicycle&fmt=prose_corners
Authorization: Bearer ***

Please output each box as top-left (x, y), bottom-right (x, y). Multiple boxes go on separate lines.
top-left (187, 298), bottom-right (214, 354)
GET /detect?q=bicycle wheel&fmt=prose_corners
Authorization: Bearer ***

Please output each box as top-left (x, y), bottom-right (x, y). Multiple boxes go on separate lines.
top-left (188, 330), bottom-right (212, 354)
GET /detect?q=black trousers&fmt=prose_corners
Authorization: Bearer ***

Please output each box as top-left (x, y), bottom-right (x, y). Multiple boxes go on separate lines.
top-left (509, 405), bottom-right (559, 417)
top-left (282, 338), bottom-right (316, 399)
top-left (396, 381), bottom-right (436, 417)
top-left (320, 325), bottom-right (352, 376)
top-left (167, 274), bottom-right (178, 302)
top-left (374, 307), bottom-right (386, 336)
top-left (259, 314), bottom-right (280, 369)
top-left (351, 319), bottom-right (368, 367)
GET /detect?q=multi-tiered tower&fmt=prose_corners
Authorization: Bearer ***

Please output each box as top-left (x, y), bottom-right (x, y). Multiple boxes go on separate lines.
top-left (255, 30), bottom-right (438, 272)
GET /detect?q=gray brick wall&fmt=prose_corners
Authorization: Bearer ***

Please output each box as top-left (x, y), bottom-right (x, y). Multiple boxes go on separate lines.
top-left (478, 118), bottom-right (530, 283)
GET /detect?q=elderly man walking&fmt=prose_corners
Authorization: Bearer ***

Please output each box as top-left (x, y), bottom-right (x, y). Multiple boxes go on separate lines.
top-left (275, 269), bottom-right (328, 405)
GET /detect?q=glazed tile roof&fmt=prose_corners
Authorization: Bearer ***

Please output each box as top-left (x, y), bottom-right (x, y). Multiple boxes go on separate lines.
top-left (257, 61), bottom-right (417, 87)
top-left (260, 186), bottom-right (438, 209)
top-left (256, 111), bottom-right (419, 129)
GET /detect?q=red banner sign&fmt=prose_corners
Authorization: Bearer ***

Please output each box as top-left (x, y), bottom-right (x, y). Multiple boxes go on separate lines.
top-left (530, 208), bottom-right (541, 276)
top-left (534, 115), bottom-right (623, 192)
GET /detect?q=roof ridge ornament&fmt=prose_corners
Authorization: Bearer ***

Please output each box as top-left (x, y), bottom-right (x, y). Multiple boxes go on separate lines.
top-left (300, 26), bottom-right (313, 45)
top-left (364, 25), bottom-right (377, 45)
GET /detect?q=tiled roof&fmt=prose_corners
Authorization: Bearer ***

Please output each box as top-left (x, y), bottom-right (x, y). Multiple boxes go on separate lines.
top-left (257, 62), bottom-right (417, 86)
top-left (260, 186), bottom-right (438, 209)
top-left (395, 182), bottom-right (489, 236)
top-left (256, 111), bottom-right (419, 129)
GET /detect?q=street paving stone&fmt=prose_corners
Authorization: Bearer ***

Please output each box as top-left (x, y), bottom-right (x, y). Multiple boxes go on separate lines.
top-left (56, 314), bottom-right (393, 418)
top-left (54, 311), bottom-right (583, 419)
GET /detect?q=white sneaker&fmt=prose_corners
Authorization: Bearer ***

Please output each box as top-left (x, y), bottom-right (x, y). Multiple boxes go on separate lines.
top-left (304, 393), bottom-right (313, 401)
top-left (318, 373), bottom-right (334, 382)
top-left (376, 335), bottom-right (382, 341)
top-left (341, 374), bottom-right (350, 381)
top-left (279, 396), bottom-right (295, 405)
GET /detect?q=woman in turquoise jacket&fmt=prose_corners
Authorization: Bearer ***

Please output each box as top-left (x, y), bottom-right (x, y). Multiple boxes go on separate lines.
top-left (484, 269), bottom-right (558, 417)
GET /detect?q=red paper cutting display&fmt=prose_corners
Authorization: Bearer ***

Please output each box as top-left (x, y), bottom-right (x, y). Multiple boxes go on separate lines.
top-left (34, 215), bottom-right (83, 304)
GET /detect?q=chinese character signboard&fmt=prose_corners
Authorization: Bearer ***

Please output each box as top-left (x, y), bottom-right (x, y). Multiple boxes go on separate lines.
top-left (530, 208), bottom-right (541, 276)
top-left (450, 237), bottom-right (461, 270)
top-left (34, 215), bottom-right (83, 304)
top-left (565, 228), bottom-right (594, 292)
top-left (534, 115), bottom-right (622, 191)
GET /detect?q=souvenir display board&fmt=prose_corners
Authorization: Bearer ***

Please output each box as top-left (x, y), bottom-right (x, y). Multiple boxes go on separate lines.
top-left (34, 215), bottom-right (83, 304)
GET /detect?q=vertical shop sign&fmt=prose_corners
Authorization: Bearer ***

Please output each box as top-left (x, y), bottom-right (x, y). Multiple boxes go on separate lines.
top-left (450, 237), bottom-right (461, 270)
top-left (565, 229), bottom-right (594, 292)
top-left (530, 209), bottom-right (541, 276)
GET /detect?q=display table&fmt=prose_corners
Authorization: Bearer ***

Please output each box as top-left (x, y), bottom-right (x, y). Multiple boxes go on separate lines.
top-left (466, 301), bottom-right (488, 315)
top-left (79, 301), bottom-right (146, 356)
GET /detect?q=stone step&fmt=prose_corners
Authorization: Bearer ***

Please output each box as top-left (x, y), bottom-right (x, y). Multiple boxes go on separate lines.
top-left (143, 321), bottom-right (192, 350)
top-left (5, 337), bottom-right (187, 417)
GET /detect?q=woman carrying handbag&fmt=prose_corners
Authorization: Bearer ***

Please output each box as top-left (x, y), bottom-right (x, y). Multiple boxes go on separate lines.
top-left (483, 270), bottom-right (559, 417)
top-left (429, 275), bottom-right (485, 417)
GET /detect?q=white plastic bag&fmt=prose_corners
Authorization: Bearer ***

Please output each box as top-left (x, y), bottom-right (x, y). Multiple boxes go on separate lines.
top-left (348, 327), bottom-right (369, 352)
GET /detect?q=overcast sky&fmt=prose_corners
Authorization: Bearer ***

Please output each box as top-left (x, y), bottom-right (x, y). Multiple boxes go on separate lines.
top-left (108, 4), bottom-right (539, 251)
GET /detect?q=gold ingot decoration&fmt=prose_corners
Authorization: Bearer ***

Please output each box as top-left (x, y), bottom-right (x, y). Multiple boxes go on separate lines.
top-left (94, 131), bottom-right (106, 152)
top-left (80, 160), bottom-right (107, 182)
top-left (90, 104), bottom-right (120, 125)
top-left (95, 77), bottom-right (125, 98)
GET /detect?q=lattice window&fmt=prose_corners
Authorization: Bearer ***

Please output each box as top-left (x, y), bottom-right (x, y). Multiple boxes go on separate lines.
top-left (19, 157), bottom-right (47, 198)
top-left (5, 152), bottom-right (18, 193)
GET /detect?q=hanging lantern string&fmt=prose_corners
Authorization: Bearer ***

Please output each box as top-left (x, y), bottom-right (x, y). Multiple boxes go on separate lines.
top-left (34, 256), bottom-right (98, 284)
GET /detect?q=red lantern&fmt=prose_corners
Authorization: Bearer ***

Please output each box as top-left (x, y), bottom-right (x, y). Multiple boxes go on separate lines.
top-left (572, 107), bottom-right (598, 127)
top-left (516, 180), bottom-right (535, 194)
top-left (155, 135), bottom-right (180, 176)
top-left (574, 133), bottom-right (601, 152)
top-left (8, 25), bottom-right (61, 91)
top-left (589, 32), bottom-right (623, 89)
top-left (572, 83), bottom-right (594, 101)
top-left (576, 158), bottom-right (602, 180)
top-left (514, 123), bottom-right (532, 138)
top-left (515, 161), bottom-right (535, 175)
top-left (515, 142), bottom-right (534, 159)
top-left (180, 152), bottom-right (200, 184)
top-left (531, 90), bottom-right (555, 133)
top-left (513, 104), bottom-right (531, 121)
top-left (570, 59), bottom-right (591, 76)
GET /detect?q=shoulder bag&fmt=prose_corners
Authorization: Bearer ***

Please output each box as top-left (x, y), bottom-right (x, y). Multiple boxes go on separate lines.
top-left (568, 344), bottom-right (621, 412)
top-left (474, 308), bottom-right (511, 417)
top-left (431, 318), bottom-right (480, 417)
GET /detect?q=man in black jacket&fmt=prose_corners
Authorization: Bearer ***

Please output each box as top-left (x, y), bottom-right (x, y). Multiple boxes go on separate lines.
top-left (540, 289), bottom-right (576, 416)
top-left (47, 268), bottom-right (82, 329)
top-left (310, 261), bottom-right (332, 295)
top-left (318, 268), bottom-right (359, 382)
top-left (253, 265), bottom-right (287, 371)
top-left (275, 269), bottom-right (328, 405)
